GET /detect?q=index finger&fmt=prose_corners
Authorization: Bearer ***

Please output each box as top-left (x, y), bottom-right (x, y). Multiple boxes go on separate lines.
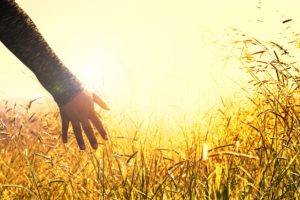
top-left (81, 118), bottom-right (98, 149)
top-left (89, 112), bottom-right (108, 140)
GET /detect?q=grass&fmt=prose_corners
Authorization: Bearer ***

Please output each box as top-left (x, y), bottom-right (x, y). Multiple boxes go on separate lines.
top-left (1, 29), bottom-right (300, 199)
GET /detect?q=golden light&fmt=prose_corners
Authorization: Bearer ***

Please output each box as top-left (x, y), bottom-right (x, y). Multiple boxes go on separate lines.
top-left (1, 0), bottom-right (299, 115)
top-left (76, 61), bottom-right (104, 89)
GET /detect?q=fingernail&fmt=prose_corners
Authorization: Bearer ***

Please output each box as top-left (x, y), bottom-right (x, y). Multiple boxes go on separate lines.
top-left (79, 145), bottom-right (86, 150)
top-left (92, 143), bottom-right (98, 149)
top-left (103, 134), bottom-right (108, 140)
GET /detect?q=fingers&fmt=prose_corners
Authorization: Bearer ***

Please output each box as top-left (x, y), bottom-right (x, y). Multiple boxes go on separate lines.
top-left (60, 90), bottom-right (109, 150)
top-left (92, 93), bottom-right (110, 110)
top-left (81, 118), bottom-right (98, 149)
top-left (90, 112), bottom-right (108, 140)
top-left (60, 112), bottom-right (69, 143)
top-left (70, 120), bottom-right (85, 150)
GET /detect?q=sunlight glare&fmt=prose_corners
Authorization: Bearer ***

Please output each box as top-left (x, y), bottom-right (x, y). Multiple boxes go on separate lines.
top-left (76, 61), bottom-right (103, 89)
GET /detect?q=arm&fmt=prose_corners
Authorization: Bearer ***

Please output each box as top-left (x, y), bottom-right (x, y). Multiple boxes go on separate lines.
top-left (0, 0), bottom-right (82, 106)
top-left (0, 1), bottom-right (109, 150)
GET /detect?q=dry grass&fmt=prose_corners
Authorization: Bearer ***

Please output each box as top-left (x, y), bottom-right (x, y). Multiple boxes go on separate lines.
top-left (1, 28), bottom-right (300, 199)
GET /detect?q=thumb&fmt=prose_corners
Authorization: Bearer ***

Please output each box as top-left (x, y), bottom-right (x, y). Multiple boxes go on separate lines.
top-left (92, 92), bottom-right (110, 110)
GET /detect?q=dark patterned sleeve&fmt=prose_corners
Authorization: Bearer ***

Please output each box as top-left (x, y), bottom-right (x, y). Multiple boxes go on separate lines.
top-left (0, 0), bottom-right (83, 106)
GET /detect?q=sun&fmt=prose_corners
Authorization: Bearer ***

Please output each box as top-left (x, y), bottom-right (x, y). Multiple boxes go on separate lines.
top-left (76, 62), bottom-right (103, 89)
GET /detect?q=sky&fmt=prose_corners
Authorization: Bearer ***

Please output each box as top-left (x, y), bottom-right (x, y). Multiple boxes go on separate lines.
top-left (1, 0), bottom-right (300, 115)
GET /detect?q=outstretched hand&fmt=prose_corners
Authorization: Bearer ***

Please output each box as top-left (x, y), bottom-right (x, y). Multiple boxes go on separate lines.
top-left (59, 90), bottom-right (109, 150)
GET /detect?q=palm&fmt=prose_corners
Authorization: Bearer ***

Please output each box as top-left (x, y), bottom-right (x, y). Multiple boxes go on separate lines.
top-left (59, 90), bottom-right (109, 150)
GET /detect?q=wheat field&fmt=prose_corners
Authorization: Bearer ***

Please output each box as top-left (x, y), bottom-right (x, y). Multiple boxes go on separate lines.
top-left (0, 29), bottom-right (300, 199)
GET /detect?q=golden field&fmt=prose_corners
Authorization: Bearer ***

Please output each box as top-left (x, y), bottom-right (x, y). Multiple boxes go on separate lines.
top-left (0, 29), bottom-right (300, 199)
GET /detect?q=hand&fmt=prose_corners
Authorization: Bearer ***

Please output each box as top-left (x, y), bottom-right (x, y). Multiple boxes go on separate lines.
top-left (59, 90), bottom-right (110, 150)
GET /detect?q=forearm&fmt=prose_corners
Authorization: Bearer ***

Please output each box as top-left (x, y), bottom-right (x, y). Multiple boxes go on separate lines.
top-left (0, 0), bottom-right (83, 106)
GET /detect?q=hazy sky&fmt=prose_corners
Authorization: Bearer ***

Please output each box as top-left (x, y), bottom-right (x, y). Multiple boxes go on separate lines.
top-left (1, 0), bottom-right (299, 114)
